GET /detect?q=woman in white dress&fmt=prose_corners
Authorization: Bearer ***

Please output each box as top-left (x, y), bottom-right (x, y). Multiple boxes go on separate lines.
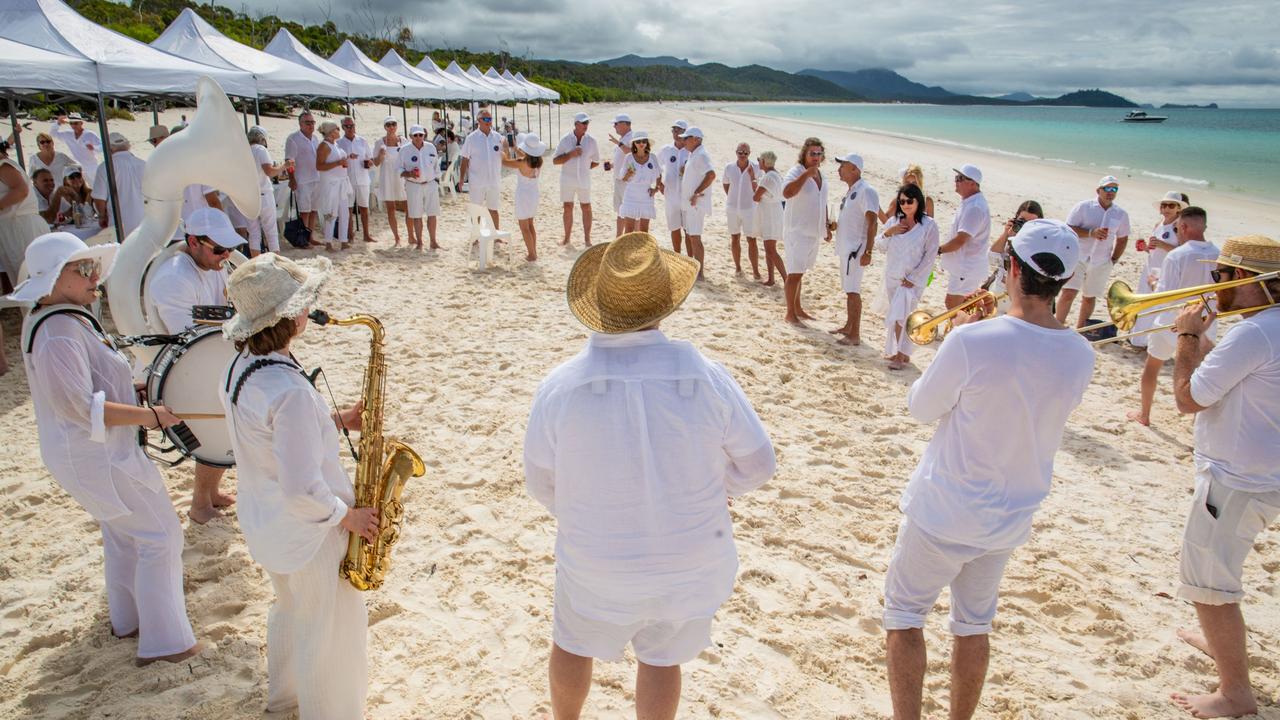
top-left (315, 121), bottom-right (353, 252)
top-left (1128, 191), bottom-right (1188, 343)
top-left (0, 139), bottom-right (51, 295)
top-left (372, 117), bottom-right (407, 246)
top-left (502, 134), bottom-right (546, 262)
top-left (29, 132), bottom-right (75, 184)
top-left (750, 150), bottom-right (787, 286)
top-left (246, 126), bottom-right (286, 256)
top-left (615, 132), bottom-right (661, 234)
top-left (874, 183), bottom-right (939, 370)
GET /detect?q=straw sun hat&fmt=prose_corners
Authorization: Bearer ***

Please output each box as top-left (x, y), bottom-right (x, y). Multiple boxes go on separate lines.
top-left (222, 253), bottom-right (332, 342)
top-left (567, 232), bottom-right (700, 334)
top-left (1205, 235), bottom-right (1280, 275)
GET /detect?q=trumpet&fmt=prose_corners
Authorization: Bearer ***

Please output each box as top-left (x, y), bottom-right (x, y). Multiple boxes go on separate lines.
top-left (1084, 270), bottom-right (1280, 346)
top-left (906, 290), bottom-right (1008, 345)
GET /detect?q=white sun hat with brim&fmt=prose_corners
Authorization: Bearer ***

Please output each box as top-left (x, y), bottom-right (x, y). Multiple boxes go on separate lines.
top-left (1153, 190), bottom-right (1188, 210)
top-left (222, 254), bottom-right (332, 342)
top-left (517, 133), bottom-right (548, 157)
top-left (6, 232), bottom-right (119, 304)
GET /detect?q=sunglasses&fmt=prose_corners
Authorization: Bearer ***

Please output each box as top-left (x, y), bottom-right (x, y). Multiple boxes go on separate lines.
top-left (899, 197), bottom-right (918, 205)
top-left (198, 238), bottom-right (232, 256)
top-left (71, 259), bottom-right (101, 278)
top-left (1159, 202), bottom-right (1180, 209)
top-left (1101, 186), bottom-right (1119, 193)
top-left (479, 116), bottom-right (493, 123)
top-left (411, 133), bottom-right (426, 138)
top-left (736, 151), bottom-right (750, 156)
top-left (954, 174), bottom-right (971, 182)
top-left (38, 139), bottom-right (52, 145)
top-left (807, 150), bottom-right (824, 157)
top-left (1210, 267), bottom-right (1236, 283)
top-left (342, 124), bottom-right (355, 129)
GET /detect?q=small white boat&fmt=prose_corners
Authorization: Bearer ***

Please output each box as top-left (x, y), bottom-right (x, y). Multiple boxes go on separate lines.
top-left (1122, 111), bottom-right (1168, 123)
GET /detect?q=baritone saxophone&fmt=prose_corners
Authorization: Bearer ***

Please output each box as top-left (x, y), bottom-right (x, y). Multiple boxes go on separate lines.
top-left (311, 310), bottom-right (425, 591)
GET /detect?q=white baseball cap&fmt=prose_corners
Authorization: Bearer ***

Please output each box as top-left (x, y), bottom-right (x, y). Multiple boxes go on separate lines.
top-left (62, 165), bottom-right (84, 181)
top-left (835, 153), bottom-right (864, 171)
top-left (6, 232), bottom-right (119, 303)
top-left (408, 124), bottom-right (427, 137)
top-left (1097, 175), bottom-right (1120, 189)
top-left (1010, 219), bottom-right (1079, 280)
top-left (953, 164), bottom-right (983, 185)
top-left (383, 115), bottom-right (398, 126)
top-left (679, 127), bottom-right (704, 139)
top-left (573, 112), bottom-right (590, 123)
top-left (185, 207), bottom-right (243, 248)
top-left (671, 119), bottom-right (689, 131)
top-left (612, 113), bottom-right (632, 123)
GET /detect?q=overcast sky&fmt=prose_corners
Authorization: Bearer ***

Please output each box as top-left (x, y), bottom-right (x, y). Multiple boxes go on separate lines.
top-left (257, 0), bottom-right (1279, 106)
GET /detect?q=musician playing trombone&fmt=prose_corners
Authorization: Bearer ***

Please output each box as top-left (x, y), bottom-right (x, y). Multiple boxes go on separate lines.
top-left (1168, 235), bottom-right (1280, 719)
top-left (884, 219), bottom-right (1095, 720)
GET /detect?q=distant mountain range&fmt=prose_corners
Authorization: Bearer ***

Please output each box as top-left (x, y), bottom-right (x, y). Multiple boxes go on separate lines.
top-left (599, 54), bottom-right (694, 69)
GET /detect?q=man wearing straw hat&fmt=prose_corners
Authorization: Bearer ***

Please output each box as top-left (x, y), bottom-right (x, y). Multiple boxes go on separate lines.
top-left (524, 232), bottom-right (775, 720)
top-left (1168, 234), bottom-right (1280, 719)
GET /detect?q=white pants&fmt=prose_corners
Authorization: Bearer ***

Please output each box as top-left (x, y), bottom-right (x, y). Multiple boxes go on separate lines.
top-left (248, 188), bottom-right (280, 254)
top-left (880, 276), bottom-right (926, 359)
top-left (100, 476), bottom-right (196, 658)
top-left (266, 530), bottom-right (368, 717)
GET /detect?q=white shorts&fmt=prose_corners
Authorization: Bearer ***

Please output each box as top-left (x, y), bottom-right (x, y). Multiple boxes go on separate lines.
top-left (727, 206), bottom-right (755, 236)
top-left (560, 184), bottom-right (591, 205)
top-left (468, 183), bottom-right (500, 211)
top-left (783, 233), bottom-right (820, 274)
top-left (882, 518), bottom-right (1014, 636)
top-left (1179, 470), bottom-right (1280, 606)
top-left (552, 579), bottom-right (711, 667)
top-left (351, 183), bottom-right (371, 209)
top-left (665, 198), bottom-right (683, 234)
top-left (681, 206), bottom-right (708, 236)
top-left (1147, 326), bottom-right (1176, 362)
top-left (945, 266), bottom-right (985, 295)
top-left (838, 245), bottom-right (867, 294)
top-left (294, 181), bottom-right (321, 214)
top-left (1063, 260), bottom-right (1114, 299)
top-left (612, 180), bottom-right (625, 213)
top-left (405, 181), bottom-right (440, 218)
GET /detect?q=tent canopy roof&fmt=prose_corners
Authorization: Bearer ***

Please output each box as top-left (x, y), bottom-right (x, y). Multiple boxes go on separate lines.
top-left (263, 29), bottom-right (402, 99)
top-left (0, 37), bottom-right (99, 94)
top-left (381, 50), bottom-right (472, 100)
top-left (441, 60), bottom-right (512, 101)
top-left (328, 40), bottom-right (454, 101)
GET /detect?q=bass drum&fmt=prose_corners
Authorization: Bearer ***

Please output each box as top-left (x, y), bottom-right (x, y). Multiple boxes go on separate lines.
top-left (147, 326), bottom-right (238, 468)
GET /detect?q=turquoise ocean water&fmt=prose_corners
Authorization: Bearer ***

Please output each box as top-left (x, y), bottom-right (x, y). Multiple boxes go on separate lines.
top-left (736, 103), bottom-right (1280, 202)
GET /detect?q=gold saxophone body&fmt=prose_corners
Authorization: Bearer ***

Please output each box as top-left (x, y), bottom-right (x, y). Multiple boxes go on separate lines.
top-left (313, 312), bottom-right (425, 591)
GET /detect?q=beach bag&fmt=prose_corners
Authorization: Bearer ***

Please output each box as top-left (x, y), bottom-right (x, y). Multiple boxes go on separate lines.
top-left (283, 193), bottom-right (311, 249)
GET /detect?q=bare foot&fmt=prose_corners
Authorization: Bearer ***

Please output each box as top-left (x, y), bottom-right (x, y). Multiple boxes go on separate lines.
top-left (585, 240), bottom-right (593, 247)
top-left (888, 360), bottom-right (905, 370)
top-left (753, 273), bottom-right (762, 280)
top-left (137, 642), bottom-right (205, 667)
top-left (762, 278), bottom-right (776, 287)
top-left (430, 243), bottom-right (441, 250)
top-left (1126, 410), bottom-right (1151, 427)
top-left (526, 255), bottom-right (537, 262)
top-left (798, 309), bottom-right (816, 321)
top-left (212, 492), bottom-right (236, 508)
top-left (363, 236), bottom-right (376, 243)
top-left (837, 335), bottom-right (861, 346)
top-left (393, 240), bottom-right (402, 247)
top-left (189, 506), bottom-right (222, 525)
top-left (785, 316), bottom-right (807, 327)
top-left (1170, 689), bottom-right (1257, 718)
top-left (560, 237), bottom-right (570, 246)
top-left (829, 326), bottom-right (848, 335)
top-left (1178, 628), bottom-right (1214, 658)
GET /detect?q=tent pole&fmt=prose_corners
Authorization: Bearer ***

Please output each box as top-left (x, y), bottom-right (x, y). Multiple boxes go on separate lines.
top-left (151, 99), bottom-right (159, 126)
top-left (8, 98), bottom-right (25, 172)
top-left (254, 98), bottom-right (260, 125)
top-left (95, 93), bottom-right (124, 245)
top-left (401, 102), bottom-right (407, 128)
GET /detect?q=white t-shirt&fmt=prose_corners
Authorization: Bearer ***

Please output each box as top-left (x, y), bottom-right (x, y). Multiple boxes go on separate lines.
top-left (554, 132), bottom-right (600, 189)
top-left (250, 144), bottom-right (274, 193)
top-left (90, 150), bottom-right (146, 238)
top-left (460, 128), bottom-right (504, 188)
top-left (656, 143), bottom-right (685, 195)
top-left (617, 153), bottom-right (661, 205)
top-left (834, 178), bottom-right (880, 257)
top-left (1067, 198), bottom-right (1131, 267)
top-left (902, 315), bottom-right (1096, 549)
top-left (397, 141), bottom-right (439, 183)
top-left (1190, 307), bottom-right (1280, 493)
top-left (284, 130), bottom-right (320, 184)
top-left (336, 135), bottom-right (372, 188)
top-left (722, 161), bottom-right (760, 210)
top-left (1152, 239), bottom-right (1219, 336)
top-left (679, 147), bottom-right (715, 212)
top-left (146, 251), bottom-right (230, 335)
top-left (781, 164), bottom-right (828, 240)
top-left (943, 192), bottom-right (991, 278)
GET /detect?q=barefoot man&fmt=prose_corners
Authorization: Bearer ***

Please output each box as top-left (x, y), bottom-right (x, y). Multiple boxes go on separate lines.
top-left (830, 152), bottom-right (879, 345)
top-left (552, 113), bottom-right (600, 247)
top-left (525, 232), bottom-right (775, 720)
top-left (884, 220), bottom-right (1094, 720)
top-left (1169, 234), bottom-right (1280, 718)
top-left (656, 120), bottom-right (689, 253)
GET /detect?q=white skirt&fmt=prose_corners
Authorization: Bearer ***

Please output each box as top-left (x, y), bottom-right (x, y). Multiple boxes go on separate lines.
top-left (619, 197), bottom-right (657, 220)
top-left (754, 203), bottom-right (783, 241)
top-left (0, 212), bottom-right (51, 283)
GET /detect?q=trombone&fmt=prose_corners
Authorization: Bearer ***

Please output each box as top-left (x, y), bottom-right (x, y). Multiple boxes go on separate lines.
top-left (906, 290), bottom-right (1007, 345)
top-left (1084, 270), bottom-right (1279, 346)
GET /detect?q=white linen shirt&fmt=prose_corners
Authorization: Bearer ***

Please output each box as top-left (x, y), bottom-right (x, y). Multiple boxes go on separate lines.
top-left (679, 147), bottom-right (715, 212)
top-left (722, 161), bottom-right (760, 210)
top-left (251, 144), bottom-right (274, 193)
top-left (221, 351), bottom-right (353, 575)
top-left (90, 150), bottom-right (146, 238)
top-left (943, 192), bottom-right (991, 279)
top-left (835, 178), bottom-right (880, 258)
top-left (1190, 306), bottom-right (1280, 493)
top-left (902, 315), bottom-right (1095, 550)
top-left (1152, 239), bottom-right (1219, 338)
top-left (23, 309), bottom-right (167, 521)
top-left (397, 141), bottom-right (440, 184)
top-left (656, 143), bottom-right (685, 196)
top-left (146, 252), bottom-right (230, 334)
top-left (1067, 198), bottom-right (1131, 267)
top-left (284, 130), bottom-right (320, 184)
top-left (781, 165), bottom-right (829, 240)
top-left (337, 135), bottom-right (373, 188)
top-left (524, 331), bottom-right (776, 625)
top-left (49, 121), bottom-right (100, 185)
top-left (611, 130), bottom-right (633, 176)
top-left (554, 132), bottom-right (600, 189)
top-left (461, 128), bottom-right (504, 188)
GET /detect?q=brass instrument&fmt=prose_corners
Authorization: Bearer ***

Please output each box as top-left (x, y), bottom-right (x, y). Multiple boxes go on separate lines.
top-left (906, 290), bottom-right (1008, 345)
top-left (1084, 271), bottom-right (1279, 346)
top-left (311, 311), bottom-right (426, 591)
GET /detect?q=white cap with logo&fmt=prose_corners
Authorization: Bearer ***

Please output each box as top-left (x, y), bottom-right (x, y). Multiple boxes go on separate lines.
top-left (1010, 219), bottom-right (1080, 280)
top-left (835, 153), bottom-right (864, 171)
top-left (408, 124), bottom-right (427, 137)
top-left (1097, 175), bottom-right (1120, 189)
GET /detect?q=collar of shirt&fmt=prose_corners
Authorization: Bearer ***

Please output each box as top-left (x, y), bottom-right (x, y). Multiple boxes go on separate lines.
top-left (588, 329), bottom-right (669, 349)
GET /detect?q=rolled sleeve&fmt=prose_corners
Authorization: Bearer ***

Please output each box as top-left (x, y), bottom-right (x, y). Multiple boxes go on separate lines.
top-left (271, 388), bottom-right (347, 525)
top-left (1190, 325), bottom-right (1265, 408)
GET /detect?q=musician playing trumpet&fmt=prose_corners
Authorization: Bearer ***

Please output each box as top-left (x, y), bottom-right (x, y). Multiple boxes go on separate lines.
top-left (219, 253), bottom-right (376, 718)
top-left (1168, 235), bottom-right (1280, 718)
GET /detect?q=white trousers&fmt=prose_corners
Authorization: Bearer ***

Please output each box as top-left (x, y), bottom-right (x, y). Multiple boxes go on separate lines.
top-left (248, 188), bottom-right (280, 254)
top-left (100, 475), bottom-right (196, 658)
top-left (266, 529), bottom-right (368, 718)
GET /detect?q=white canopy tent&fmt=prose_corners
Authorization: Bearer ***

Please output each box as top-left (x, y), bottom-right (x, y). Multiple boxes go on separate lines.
top-left (410, 54), bottom-right (477, 100)
top-left (329, 40), bottom-right (456, 101)
top-left (464, 64), bottom-right (517, 101)
top-left (151, 9), bottom-right (342, 101)
top-left (513, 71), bottom-right (559, 101)
top-left (0, 37), bottom-right (99, 94)
top-left (263, 29), bottom-right (402, 100)
top-left (442, 60), bottom-right (512, 102)
top-left (484, 67), bottom-right (533, 101)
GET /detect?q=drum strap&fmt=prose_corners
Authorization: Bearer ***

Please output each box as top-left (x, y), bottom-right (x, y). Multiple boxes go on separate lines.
top-left (24, 305), bottom-right (108, 354)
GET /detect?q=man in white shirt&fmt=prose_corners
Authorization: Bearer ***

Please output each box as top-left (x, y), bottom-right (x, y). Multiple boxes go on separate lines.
top-left (831, 153), bottom-right (879, 346)
top-left (1058, 175), bottom-right (1131, 327)
top-left (147, 207), bottom-right (241, 524)
top-left (678, 128), bottom-right (716, 280)
top-left (602, 113), bottom-right (634, 238)
top-left (526, 231), bottom-right (775, 720)
top-left (91, 133), bottom-right (146, 239)
top-left (656, 120), bottom-right (689, 253)
top-left (939, 163), bottom-right (991, 309)
top-left (459, 106), bottom-right (506, 229)
top-left (284, 111), bottom-right (321, 235)
top-left (338, 116), bottom-right (374, 244)
top-left (49, 112), bottom-right (99, 187)
top-left (722, 143), bottom-right (759, 277)
top-left (884, 219), bottom-right (1095, 720)
top-left (398, 125), bottom-right (441, 251)
top-left (1168, 235), bottom-right (1280, 720)
top-left (552, 112), bottom-right (600, 247)
top-left (782, 138), bottom-right (830, 325)
top-left (1128, 207), bottom-right (1218, 426)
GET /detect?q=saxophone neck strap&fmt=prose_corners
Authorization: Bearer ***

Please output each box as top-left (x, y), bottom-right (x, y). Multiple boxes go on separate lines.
top-left (24, 304), bottom-right (108, 354)
top-left (225, 352), bottom-right (314, 406)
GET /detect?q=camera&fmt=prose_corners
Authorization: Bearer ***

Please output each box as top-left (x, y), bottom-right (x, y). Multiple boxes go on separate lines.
top-left (1010, 217), bottom-right (1027, 233)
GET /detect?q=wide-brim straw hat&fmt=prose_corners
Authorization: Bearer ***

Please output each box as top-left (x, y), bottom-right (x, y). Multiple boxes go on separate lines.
top-left (222, 254), bottom-right (332, 342)
top-left (6, 232), bottom-right (118, 303)
top-left (1153, 190), bottom-right (1187, 210)
top-left (567, 232), bottom-right (700, 334)
top-left (1202, 234), bottom-right (1280, 275)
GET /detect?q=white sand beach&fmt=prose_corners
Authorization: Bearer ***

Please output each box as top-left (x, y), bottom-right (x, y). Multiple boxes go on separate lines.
top-left (1, 100), bottom-right (1278, 719)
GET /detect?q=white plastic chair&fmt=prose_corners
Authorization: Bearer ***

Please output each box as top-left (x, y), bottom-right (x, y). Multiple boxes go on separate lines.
top-left (467, 203), bottom-right (510, 270)
top-left (439, 162), bottom-right (457, 201)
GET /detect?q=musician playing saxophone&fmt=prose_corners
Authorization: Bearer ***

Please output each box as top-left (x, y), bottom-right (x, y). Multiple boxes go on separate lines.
top-left (219, 253), bottom-right (377, 718)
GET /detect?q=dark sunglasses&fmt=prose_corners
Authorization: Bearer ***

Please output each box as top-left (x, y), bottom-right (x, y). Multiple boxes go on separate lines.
top-left (1159, 202), bottom-right (1181, 209)
top-left (954, 174), bottom-right (970, 182)
top-left (899, 196), bottom-right (918, 205)
top-left (807, 150), bottom-right (824, 157)
top-left (1101, 185), bottom-right (1119, 193)
top-left (478, 116), bottom-right (493, 123)
top-left (1210, 267), bottom-right (1236, 284)
top-left (38, 139), bottom-right (53, 145)
top-left (198, 238), bottom-right (232, 255)
top-left (342, 124), bottom-right (355, 129)
top-left (736, 151), bottom-right (750, 156)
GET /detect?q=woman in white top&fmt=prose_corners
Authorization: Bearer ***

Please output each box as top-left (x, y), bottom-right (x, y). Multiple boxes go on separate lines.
top-left (502, 133), bottom-right (546, 262)
top-left (29, 132), bottom-right (75, 183)
top-left (372, 117), bottom-right (407, 246)
top-left (247, 126), bottom-right (286, 257)
top-left (880, 163), bottom-right (935, 222)
top-left (10, 232), bottom-right (200, 662)
top-left (315, 121), bottom-right (353, 252)
top-left (875, 183), bottom-right (940, 369)
top-left (614, 132), bottom-right (661, 233)
top-left (750, 150), bottom-right (787, 287)
top-left (0, 139), bottom-right (51, 299)
top-left (987, 200), bottom-right (1044, 314)
top-left (219, 253), bottom-right (376, 718)
top-left (781, 137), bottom-right (830, 325)
top-left (1128, 191), bottom-right (1188, 343)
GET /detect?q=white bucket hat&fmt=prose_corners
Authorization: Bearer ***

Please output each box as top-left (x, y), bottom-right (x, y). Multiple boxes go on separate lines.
top-left (222, 254), bottom-right (332, 342)
top-left (6, 232), bottom-right (119, 303)
top-left (517, 133), bottom-right (547, 157)
top-left (1154, 190), bottom-right (1188, 210)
